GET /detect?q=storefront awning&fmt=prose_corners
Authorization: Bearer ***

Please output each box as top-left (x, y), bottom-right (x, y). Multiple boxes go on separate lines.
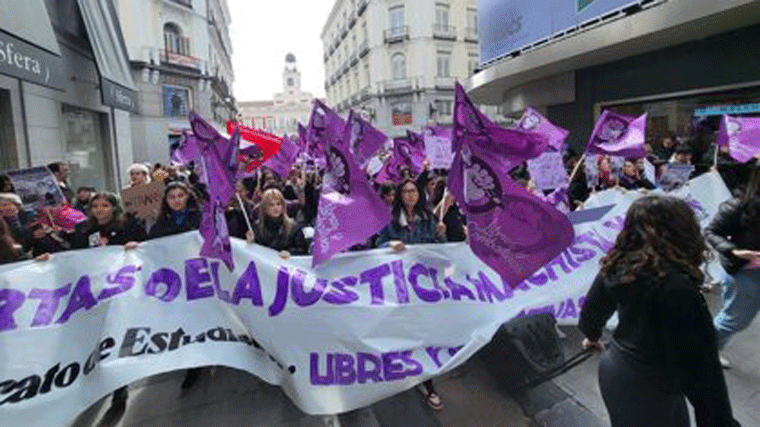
top-left (0, 0), bottom-right (65, 89)
top-left (77, 0), bottom-right (138, 112)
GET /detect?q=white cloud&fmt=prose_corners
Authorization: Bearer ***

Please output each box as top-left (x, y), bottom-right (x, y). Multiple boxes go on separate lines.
top-left (229, 0), bottom-right (334, 102)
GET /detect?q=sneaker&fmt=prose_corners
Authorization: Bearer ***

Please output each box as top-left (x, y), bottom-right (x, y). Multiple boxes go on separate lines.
top-left (719, 354), bottom-right (731, 369)
top-left (426, 391), bottom-right (444, 410)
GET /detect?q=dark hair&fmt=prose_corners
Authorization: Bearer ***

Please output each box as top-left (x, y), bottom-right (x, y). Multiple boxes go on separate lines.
top-left (600, 195), bottom-right (709, 284)
top-left (392, 178), bottom-right (433, 226)
top-left (739, 166), bottom-right (760, 228)
top-left (46, 162), bottom-right (64, 174)
top-left (77, 186), bottom-right (95, 193)
top-left (0, 175), bottom-right (14, 193)
top-left (86, 192), bottom-right (127, 229)
top-left (379, 183), bottom-right (395, 197)
top-left (0, 216), bottom-right (22, 262)
top-left (157, 181), bottom-right (199, 220)
top-left (430, 177), bottom-right (447, 207)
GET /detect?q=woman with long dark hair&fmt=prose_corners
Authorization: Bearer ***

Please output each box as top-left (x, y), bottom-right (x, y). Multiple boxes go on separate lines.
top-left (0, 216), bottom-right (24, 264)
top-left (579, 196), bottom-right (738, 427)
top-left (705, 166), bottom-right (760, 355)
top-left (374, 178), bottom-right (446, 249)
top-left (429, 177), bottom-right (466, 242)
top-left (148, 181), bottom-right (201, 238)
top-left (69, 192), bottom-right (146, 249)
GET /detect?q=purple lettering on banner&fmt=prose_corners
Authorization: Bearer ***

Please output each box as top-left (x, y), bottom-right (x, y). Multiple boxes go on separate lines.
top-left (144, 268), bottom-right (181, 302)
top-left (427, 268), bottom-right (450, 299)
top-left (409, 263), bottom-right (442, 303)
top-left (334, 353), bottom-right (357, 385)
top-left (381, 351), bottom-right (406, 381)
top-left (578, 296), bottom-right (586, 309)
top-left (426, 347), bottom-right (444, 368)
top-left (544, 255), bottom-right (572, 282)
top-left (359, 263), bottom-right (391, 305)
top-left (443, 278), bottom-right (476, 301)
top-left (357, 352), bottom-right (383, 384)
top-left (448, 345), bottom-right (464, 356)
top-left (563, 298), bottom-right (578, 318)
top-left (185, 258), bottom-right (215, 300)
top-left (231, 261), bottom-right (263, 306)
top-left (0, 288), bottom-right (26, 332)
top-left (511, 279), bottom-right (531, 291)
top-left (310, 353), bottom-right (334, 385)
top-left (269, 267), bottom-right (291, 316)
top-left (209, 261), bottom-right (230, 302)
top-left (400, 350), bottom-right (423, 376)
top-left (527, 305), bottom-right (554, 317)
top-left (28, 284), bottom-right (71, 327)
top-left (603, 215), bottom-right (625, 231)
top-left (576, 231), bottom-right (614, 253)
top-left (98, 265), bottom-right (139, 301)
top-left (527, 270), bottom-right (549, 286)
top-left (322, 276), bottom-right (359, 305)
top-left (390, 260), bottom-right (410, 304)
top-left (56, 276), bottom-right (96, 324)
top-left (466, 272), bottom-right (506, 303)
top-left (563, 248), bottom-right (580, 269)
top-left (292, 274), bottom-right (326, 308)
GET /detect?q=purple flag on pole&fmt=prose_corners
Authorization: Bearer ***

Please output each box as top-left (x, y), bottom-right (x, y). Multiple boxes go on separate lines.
top-left (448, 84), bottom-right (574, 287)
top-left (307, 100), bottom-right (345, 157)
top-left (312, 116), bottom-right (392, 267)
top-left (586, 110), bottom-right (647, 158)
top-left (517, 107), bottom-right (569, 152)
top-left (298, 123), bottom-right (308, 147)
top-left (264, 136), bottom-right (302, 178)
top-left (392, 135), bottom-right (425, 174)
top-left (717, 115), bottom-right (760, 162)
top-left (346, 110), bottom-right (387, 166)
top-left (375, 154), bottom-right (404, 184)
top-left (174, 112), bottom-right (240, 269)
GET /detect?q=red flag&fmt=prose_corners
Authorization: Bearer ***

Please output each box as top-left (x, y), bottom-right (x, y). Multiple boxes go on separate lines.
top-left (226, 121), bottom-right (282, 173)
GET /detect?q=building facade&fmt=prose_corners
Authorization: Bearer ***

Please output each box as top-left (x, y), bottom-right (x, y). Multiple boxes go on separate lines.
top-left (0, 0), bottom-right (137, 192)
top-left (237, 54), bottom-right (315, 137)
top-left (320, 0), bottom-right (502, 138)
top-left (470, 0), bottom-right (760, 153)
top-left (115, 0), bottom-right (235, 166)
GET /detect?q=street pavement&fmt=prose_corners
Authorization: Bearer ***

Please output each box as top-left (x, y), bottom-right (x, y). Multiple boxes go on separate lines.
top-left (68, 282), bottom-right (760, 427)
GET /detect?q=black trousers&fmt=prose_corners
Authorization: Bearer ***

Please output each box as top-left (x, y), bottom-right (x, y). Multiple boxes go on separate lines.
top-left (598, 341), bottom-right (689, 427)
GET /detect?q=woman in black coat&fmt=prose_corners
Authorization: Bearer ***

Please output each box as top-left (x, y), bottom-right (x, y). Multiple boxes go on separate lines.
top-left (579, 196), bottom-right (739, 427)
top-left (248, 188), bottom-right (307, 258)
top-left (148, 181), bottom-right (201, 238)
top-left (69, 192), bottom-right (146, 249)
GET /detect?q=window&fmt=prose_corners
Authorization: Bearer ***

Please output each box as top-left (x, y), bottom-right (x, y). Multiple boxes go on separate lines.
top-left (163, 23), bottom-right (188, 55)
top-left (363, 21), bottom-right (368, 42)
top-left (437, 51), bottom-right (451, 78)
top-left (468, 54), bottom-right (479, 76)
top-left (435, 100), bottom-right (452, 117)
top-left (364, 63), bottom-right (370, 88)
top-left (354, 70), bottom-right (360, 92)
top-left (287, 77), bottom-right (294, 87)
top-left (389, 6), bottom-right (404, 33)
top-left (391, 98), bottom-right (413, 126)
top-left (391, 54), bottom-right (406, 80)
top-left (435, 4), bottom-right (450, 27)
top-left (61, 105), bottom-right (112, 191)
top-left (467, 9), bottom-right (478, 33)
top-left (163, 86), bottom-right (191, 117)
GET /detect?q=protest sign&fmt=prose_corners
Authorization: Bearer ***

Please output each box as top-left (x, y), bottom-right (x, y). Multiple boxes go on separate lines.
top-left (0, 172), bottom-right (729, 426)
top-left (424, 134), bottom-right (454, 169)
top-left (642, 158), bottom-right (656, 185)
top-left (658, 163), bottom-right (694, 192)
top-left (120, 181), bottom-right (165, 222)
top-left (526, 151), bottom-right (569, 190)
top-left (5, 166), bottom-right (65, 210)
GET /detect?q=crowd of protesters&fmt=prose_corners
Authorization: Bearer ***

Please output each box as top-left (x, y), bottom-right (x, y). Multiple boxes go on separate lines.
top-left (0, 116), bottom-right (756, 425)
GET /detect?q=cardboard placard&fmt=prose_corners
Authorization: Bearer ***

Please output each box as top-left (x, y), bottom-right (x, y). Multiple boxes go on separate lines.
top-left (424, 135), bottom-right (454, 170)
top-left (526, 151), bottom-right (569, 190)
top-left (120, 181), bottom-right (165, 221)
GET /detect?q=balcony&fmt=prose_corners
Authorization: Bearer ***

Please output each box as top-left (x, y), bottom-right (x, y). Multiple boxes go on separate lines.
top-left (323, 52), bottom-right (329, 62)
top-left (378, 77), bottom-right (422, 95)
top-left (340, 25), bottom-right (348, 40)
top-left (384, 26), bottom-right (409, 44)
top-left (161, 50), bottom-right (201, 70)
top-left (341, 61), bottom-right (349, 75)
top-left (358, 0), bottom-right (368, 15)
top-left (465, 27), bottom-right (478, 43)
top-left (360, 86), bottom-right (372, 101)
top-left (434, 76), bottom-right (456, 90)
top-left (348, 11), bottom-right (357, 29)
top-left (349, 52), bottom-right (358, 67)
top-left (358, 40), bottom-right (369, 58)
top-left (432, 24), bottom-right (457, 41)
top-left (351, 94), bottom-right (360, 106)
top-left (328, 44), bottom-right (335, 55)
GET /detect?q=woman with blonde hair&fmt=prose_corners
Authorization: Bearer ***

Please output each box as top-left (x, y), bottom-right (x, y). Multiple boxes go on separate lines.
top-left (246, 188), bottom-right (307, 258)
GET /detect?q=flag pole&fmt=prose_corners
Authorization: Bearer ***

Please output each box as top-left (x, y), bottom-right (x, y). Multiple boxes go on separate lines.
top-left (568, 153), bottom-right (586, 183)
top-left (713, 144), bottom-right (719, 169)
top-left (236, 193), bottom-right (254, 234)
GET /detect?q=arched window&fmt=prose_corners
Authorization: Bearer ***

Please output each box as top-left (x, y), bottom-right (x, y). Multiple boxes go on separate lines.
top-left (391, 54), bottom-right (406, 80)
top-left (164, 23), bottom-right (187, 55)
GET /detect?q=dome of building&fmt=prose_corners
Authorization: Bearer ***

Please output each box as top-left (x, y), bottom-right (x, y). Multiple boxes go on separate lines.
top-left (285, 53), bottom-right (296, 63)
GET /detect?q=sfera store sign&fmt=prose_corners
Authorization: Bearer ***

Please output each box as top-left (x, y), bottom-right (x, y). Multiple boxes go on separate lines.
top-left (0, 30), bottom-right (64, 90)
top-left (101, 78), bottom-right (138, 112)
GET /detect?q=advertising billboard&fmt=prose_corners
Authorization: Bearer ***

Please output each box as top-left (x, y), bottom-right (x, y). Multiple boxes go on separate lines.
top-left (479, 0), bottom-right (641, 64)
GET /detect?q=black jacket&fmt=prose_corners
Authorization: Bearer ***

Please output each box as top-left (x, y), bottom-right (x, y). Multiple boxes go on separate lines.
top-left (254, 217), bottom-right (307, 255)
top-left (579, 266), bottom-right (738, 427)
top-left (148, 210), bottom-right (201, 239)
top-left (704, 198), bottom-right (760, 275)
top-left (69, 215), bottom-right (147, 249)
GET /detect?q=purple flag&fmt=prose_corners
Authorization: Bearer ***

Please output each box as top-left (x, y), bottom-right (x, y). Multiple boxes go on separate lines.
top-left (448, 84), bottom-right (574, 287)
top-left (306, 100), bottom-right (345, 158)
top-left (517, 107), bottom-right (569, 152)
top-left (392, 135), bottom-right (425, 175)
top-left (374, 154), bottom-right (404, 184)
top-left (264, 136), bottom-right (302, 178)
top-left (346, 110), bottom-right (387, 166)
top-left (717, 115), bottom-right (760, 162)
top-left (586, 110), bottom-right (647, 158)
top-left (298, 123), bottom-right (308, 148)
top-left (312, 116), bottom-right (392, 267)
top-left (453, 83), bottom-right (548, 166)
top-left (174, 112), bottom-right (240, 269)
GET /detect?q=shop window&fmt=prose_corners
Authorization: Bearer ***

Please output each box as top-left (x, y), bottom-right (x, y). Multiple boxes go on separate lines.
top-left (392, 99), bottom-right (413, 126)
top-left (391, 54), bottom-right (406, 80)
top-left (61, 105), bottom-right (112, 191)
top-left (163, 86), bottom-right (192, 117)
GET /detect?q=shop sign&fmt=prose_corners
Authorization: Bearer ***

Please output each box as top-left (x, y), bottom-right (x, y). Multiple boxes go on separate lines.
top-left (101, 78), bottom-right (138, 113)
top-left (0, 30), bottom-right (64, 90)
top-left (694, 103), bottom-right (760, 116)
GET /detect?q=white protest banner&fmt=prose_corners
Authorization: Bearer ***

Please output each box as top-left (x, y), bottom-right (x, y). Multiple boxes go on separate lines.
top-left (120, 181), bottom-right (165, 222)
top-left (0, 173), bottom-right (730, 426)
top-left (526, 151), bottom-right (569, 190)
top-left (659, 163), bottom-right (695, 192)
top-left (5, 166), bottom-right (65, 210)
top-left (424, 134), bottom-right (454, 169)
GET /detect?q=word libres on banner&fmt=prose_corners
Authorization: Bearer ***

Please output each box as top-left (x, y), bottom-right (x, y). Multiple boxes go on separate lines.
top-left (0, 173), bottom-right (730, 426)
